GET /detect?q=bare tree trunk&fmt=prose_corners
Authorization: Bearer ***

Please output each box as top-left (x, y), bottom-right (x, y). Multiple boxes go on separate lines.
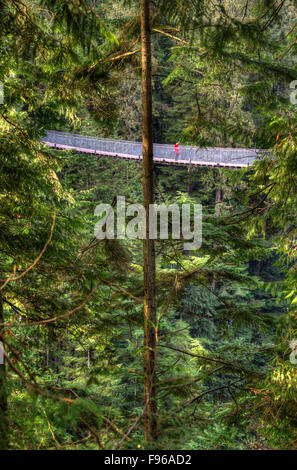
top-left (187, 167), bottom-right (192, 195)
top-left (141, 0), bottom-right (157, 443)
top-left (215, 188), bottom-right (222, 205)
top-left (46, 344), bottom-right (49, 369)
top-left (88, 347), bottom-right (91, 368)
top-left (0, 290), bottom-right (8, 449)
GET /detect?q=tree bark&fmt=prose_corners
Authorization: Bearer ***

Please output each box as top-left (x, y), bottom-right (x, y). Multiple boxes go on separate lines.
top-left (141, 0), bottom-right (157, 443)
top-left (0, 290), bottom-right (8, 449)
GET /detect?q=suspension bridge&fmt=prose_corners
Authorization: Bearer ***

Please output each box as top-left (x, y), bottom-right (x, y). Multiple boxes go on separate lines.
top-left (43, 130), bottom-right (263, 169)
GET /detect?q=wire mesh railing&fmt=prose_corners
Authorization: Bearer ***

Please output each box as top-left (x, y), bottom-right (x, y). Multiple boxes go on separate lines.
top-left (42, 130), bottom-right (260, 167)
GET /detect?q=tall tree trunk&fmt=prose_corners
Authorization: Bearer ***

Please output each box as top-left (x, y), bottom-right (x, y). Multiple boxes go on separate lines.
top-left (0, 290), bottom-right (8, 449)
top-left (215, 187), bottom-right (222, 216)
top-left (141, 0), bottom-right (157, 443)
top-left (187, 167), bottom-right (192, 195)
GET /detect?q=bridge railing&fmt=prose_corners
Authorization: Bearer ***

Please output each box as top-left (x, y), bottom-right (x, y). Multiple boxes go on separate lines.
top-left (43, 130), bottom-right (259, 166)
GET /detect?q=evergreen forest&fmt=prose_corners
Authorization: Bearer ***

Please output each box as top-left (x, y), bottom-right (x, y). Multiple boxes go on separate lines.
top-left (1, 0), bottom-right (297, 452)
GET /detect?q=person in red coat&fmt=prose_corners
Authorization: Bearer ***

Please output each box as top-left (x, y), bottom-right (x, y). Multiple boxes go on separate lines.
top-left (174, 142), bottom-right (179, 161)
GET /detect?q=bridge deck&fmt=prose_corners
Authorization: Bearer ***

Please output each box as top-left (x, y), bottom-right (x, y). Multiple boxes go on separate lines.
top-left (43, 131), bottom-right (261, 169)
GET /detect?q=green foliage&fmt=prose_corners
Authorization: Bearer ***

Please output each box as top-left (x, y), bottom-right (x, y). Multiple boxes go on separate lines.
top-left (0, 0), bottom-right (296, 451)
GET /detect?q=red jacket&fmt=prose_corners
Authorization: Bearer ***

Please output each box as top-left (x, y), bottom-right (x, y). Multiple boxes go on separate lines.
top-left (174, 143), bottom-right (179, 154)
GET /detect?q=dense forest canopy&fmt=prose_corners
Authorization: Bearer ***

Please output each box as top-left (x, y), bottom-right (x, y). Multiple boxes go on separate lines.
top-left (0, 0), bottom-right (297, 451)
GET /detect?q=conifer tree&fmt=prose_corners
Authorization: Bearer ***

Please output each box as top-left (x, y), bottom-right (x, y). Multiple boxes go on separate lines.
top-left (141, 0), bottom-right (158, 443)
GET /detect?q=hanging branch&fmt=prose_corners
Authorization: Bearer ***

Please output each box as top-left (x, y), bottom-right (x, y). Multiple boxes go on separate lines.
top-left (1, 284), bottom-right (98, 328)
top-left (184, 379), bottom-right (242, 406)
top-left (0, 210), bottom-right (56, 291)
